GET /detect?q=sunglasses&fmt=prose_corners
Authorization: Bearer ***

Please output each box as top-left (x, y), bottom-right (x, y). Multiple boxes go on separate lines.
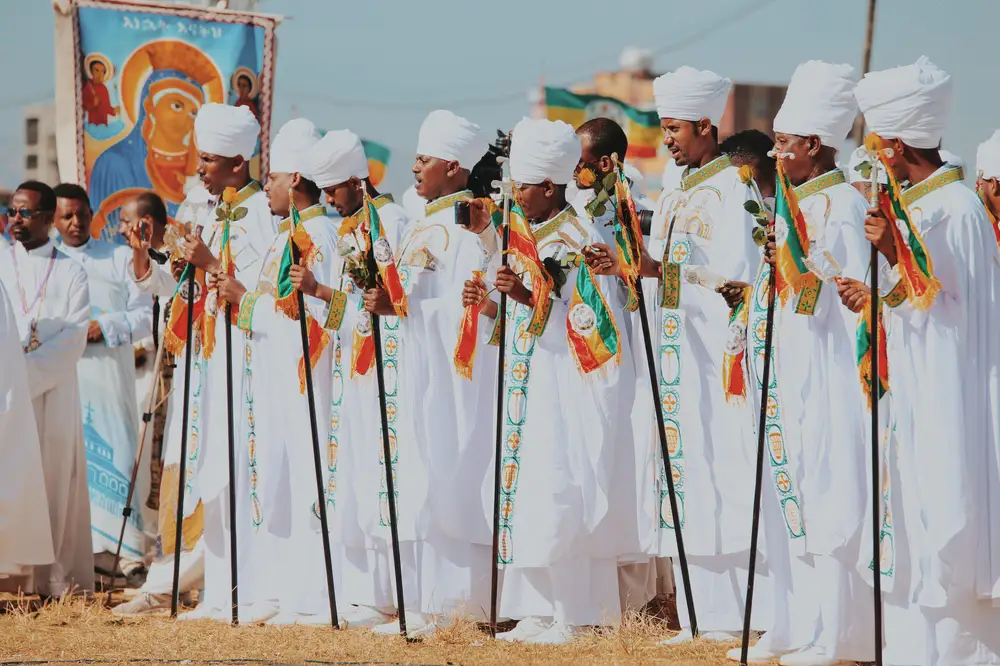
top-left (8, 207), bottom-right (52, 220)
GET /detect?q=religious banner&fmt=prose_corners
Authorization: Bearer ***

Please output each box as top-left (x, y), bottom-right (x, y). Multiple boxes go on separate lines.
top-left (53, 0), bottom-right (281, 243)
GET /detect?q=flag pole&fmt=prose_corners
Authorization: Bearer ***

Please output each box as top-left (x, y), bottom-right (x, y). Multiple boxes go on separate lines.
top-left (488, 158), bottom-right (512, 638)
top-left (170, 265), bottom-right (197, 618)
top-left (290, 197), bottom-right (340, 629)
top-left (110, 332), bottom-right (167, 601)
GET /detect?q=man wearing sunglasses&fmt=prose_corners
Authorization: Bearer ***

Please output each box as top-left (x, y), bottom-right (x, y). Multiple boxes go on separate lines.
top-left (0, 180), bottom-right (94, 598)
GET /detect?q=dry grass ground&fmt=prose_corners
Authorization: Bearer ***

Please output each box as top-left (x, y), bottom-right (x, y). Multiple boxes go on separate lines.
top-left (0, 594), bottom-right (754, 666)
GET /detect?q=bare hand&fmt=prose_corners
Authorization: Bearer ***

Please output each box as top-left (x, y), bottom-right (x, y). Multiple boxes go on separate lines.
top-left (182, 233), bottom-right (221, 273)
top-left (362, 287), bottom-right (396, 316)
top-left (638, 246), bottom-right (661, 279)
top-left (582, 243), bottom-right (620, 277)
top-left (763, 231), bottom-right (777, 265)
top-left (495, 265), bottom-right (533, 306)
top-left (718, 281), bottom-right (751, 309)
top-left (835, 277), bottom-right (871, 313)
top-left (289, 262), bottom-right (318, 297)
top-left (463, 276), bottom-right (488, 307)
top-left (865, 206), bottom-right (897, 267)
top-left (465, 198), bottom-right (495, 234)
top-left (87, 320), bottom-right (104, 343)
top-left (120, 219), bottom-right (152, 252)
top-left (215, 272), bottom-right (247, 307)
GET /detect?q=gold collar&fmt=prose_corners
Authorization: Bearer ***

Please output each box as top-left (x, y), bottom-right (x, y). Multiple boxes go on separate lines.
top-left (424, 190), bottom-right (473, 217)
top-left (902, 166), bottom-right (965, 207)
top-left (793, 169), bottom-right (846, 200)
top-left (278, 204), bottom-right (326, 233)
top-left (531, 205), bottom-right (577, 241)
top-left (682, 155), bottom-right (731, 191)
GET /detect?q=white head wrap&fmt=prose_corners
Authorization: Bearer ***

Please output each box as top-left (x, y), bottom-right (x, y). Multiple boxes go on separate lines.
top-left (773, 61), bottom-right (857, 151)
top-left (269, 118), bottom-right (321, 175)
top-left (845, 145), bottom-right (887, 185)
top-left (305, 130), bottom-right (369, 189)
top-left (854, 56), bottom-right (952, 150)
top-left (653, 66), bottom-right (732, 126)
top-left (509, 118), bottom-right (581, 185)
top-left (939, 149), bottom-right (964, 169)
top-left (416, 109), bottom-right (488, 169)
top-left (194, 103), bottom-right (259, 160)
top-left (977, 131), bottom-right (1000, 180)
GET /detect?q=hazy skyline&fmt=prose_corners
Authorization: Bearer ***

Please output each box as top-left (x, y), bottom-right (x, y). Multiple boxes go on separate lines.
top-left (3, 0), bottom-right (998, 193)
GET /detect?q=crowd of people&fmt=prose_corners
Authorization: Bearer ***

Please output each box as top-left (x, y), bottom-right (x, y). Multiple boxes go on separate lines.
top-left (2, 54), bottom-right (1000, 666)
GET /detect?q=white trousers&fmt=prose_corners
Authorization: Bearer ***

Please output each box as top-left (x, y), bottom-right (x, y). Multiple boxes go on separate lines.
top-left (501, 554), bottom-right (621, 627)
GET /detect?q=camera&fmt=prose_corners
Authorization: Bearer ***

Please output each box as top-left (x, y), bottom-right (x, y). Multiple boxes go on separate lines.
top-left (455, 200), bottom-right (471, 227)
top-left (637, 209), bottom-right (653, 236)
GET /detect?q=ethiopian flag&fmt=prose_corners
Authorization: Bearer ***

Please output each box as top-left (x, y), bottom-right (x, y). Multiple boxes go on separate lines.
top-left (774, 160), bottom-right (820, 306)
top-left (544, 87), bottom-right (660, 159)
top-left (856, 298), bottom-right (889, 408)
top-left (567, 258), bottom-right (620, 375)
top-left (364, 191), bottom-right (407, 317)
top-left (274, 201), bottom-right (318, 321)
top-left (508, 205), bottom-right (554, 336)
top-left (361, 140), bottom-right (391, 187)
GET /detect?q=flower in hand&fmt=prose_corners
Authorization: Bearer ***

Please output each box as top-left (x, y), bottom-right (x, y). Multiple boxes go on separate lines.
top-left (495, 265), bottom-right (533, 306)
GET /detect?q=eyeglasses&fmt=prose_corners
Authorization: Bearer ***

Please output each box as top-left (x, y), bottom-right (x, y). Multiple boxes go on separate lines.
top-left (8, 207), bottom-right (52, 220)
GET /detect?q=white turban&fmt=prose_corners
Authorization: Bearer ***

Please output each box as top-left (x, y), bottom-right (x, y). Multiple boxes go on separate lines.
top-left (939, 149), bottom-right (964, 170)
top-left (773, 61), bottom-right (857, 151)
top-left (845, 145), bottom-right (888, 185)
top-left (509, 118), bottom-right (580, 185)
top-left (416, 109), bottom-right (488, 169)
top-left (305, 130), bottom-right (369, 189)
top-left (194, 103), bottom-right (259, 160)
top-left (977, 131), bottom-right (1000, 180)
top-left (653, 66), bottom-right (732, 126)
top-left (269, 118), bottom-right (321, 175)
top-left (854, 56), bottom-right (952, 150)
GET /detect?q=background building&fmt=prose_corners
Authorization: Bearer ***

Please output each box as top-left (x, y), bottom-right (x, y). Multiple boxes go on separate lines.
top-left (550, 47), bottom-right (789, 189)
top-left (23, 104), bottom-right (59, 186)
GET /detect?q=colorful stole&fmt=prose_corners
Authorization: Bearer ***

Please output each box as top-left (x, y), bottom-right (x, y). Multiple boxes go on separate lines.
top-left (364, 191), bottom-right (408, 317)
top-left (747, 261), bottom-right (805, 547)
top-left (774, 161), bottom-right (822, 315)
top-left (866, 134), bottom-right (942, 310)
top-left (274, 203), bottom-right (324, 320)
top-left (496, 299), bottom-right (537, 564)
top-left (869, 422), bottom-right (896, 584)
top-left (244, 335), bottom-right (262, 529)
top-left (977, 181), bottom-right (1000, 251)
top-left (454, 269), bottom-right (486, 380)
top-left (612, 167), bottom-right (645, 311)
top-left (377, 313), bottom-right (402, 527)
top-left (507, 204), bottom-right (554, 336)
top-left (856, 297), bottom-right (889, 408)
top-left (315, 333), bottom-right (345, 517)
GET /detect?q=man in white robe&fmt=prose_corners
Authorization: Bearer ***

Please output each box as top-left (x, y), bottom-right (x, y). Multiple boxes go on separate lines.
top-left (215, 119), bottom-right (343, 625)
top-left (174, 103), bottom-right (279, 622)
top-left (0, 181), bottom-right (94, 596)
top-left (361, 110), bottom-right (497, 635)
top-left (467, 118), bottom-right (624, 644)
top-left (730, 61), bottom-right (874, 666)
top-left (52, 183), bottom-right (154, 578)
top-left (569, 117), bottom-right (653, 614)
top-left (0, 256), bottom-right (55, 586)
top-left (847, 56), bottom-right (1000, 666)
top-left (111, 191), bottom-right (207, 615)
top-left (635, 67), bottom-right (767, 643)
top-left (291, 129), bottom-right (413, 628)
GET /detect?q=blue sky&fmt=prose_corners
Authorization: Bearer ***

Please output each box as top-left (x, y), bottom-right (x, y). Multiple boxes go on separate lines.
top-left (3, 0), bottom-right (998, 193)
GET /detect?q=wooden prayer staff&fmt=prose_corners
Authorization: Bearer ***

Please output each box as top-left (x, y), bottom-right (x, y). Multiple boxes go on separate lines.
top-left (868, 149), bottom-right (885, 666)
top-left (635, 276), bottom-right (698, 637)
top-left (361, 183), bottom-right (408, 639)
top-left (739, 168), bottom-right (780, 666)
top-left (170, 263), bottom-right (197, 618)
top-left (289, 218), bottom-right (340, 630)
top-left (110, 333), bottom-right (169, 603)
top-left (488, 155), bottom-right (512, 638)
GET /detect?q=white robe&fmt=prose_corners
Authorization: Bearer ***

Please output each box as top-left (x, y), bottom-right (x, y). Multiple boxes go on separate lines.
top-left (749, 174), bottom-right (874, 660)
top-left (187, 182), bottom-right (278, 616)
top-left (641, 155), bottom-right (766, 633)
top-left (236, 204), bottom-right (341, 618)
top-left (389, 190), bottom-right (499, 619)
top-left (870, 166), bottom-right (1000, 666)
top-left (60, 239), bottom-right (153, 564)
top-left (0, 240), bottom-right (94, 595)
top-left (318, 196), bottom-right (412, 614)
top-left (493, 205), bottom-right (625, 627)
top-left (0, 279), bottom-right (55, 580)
